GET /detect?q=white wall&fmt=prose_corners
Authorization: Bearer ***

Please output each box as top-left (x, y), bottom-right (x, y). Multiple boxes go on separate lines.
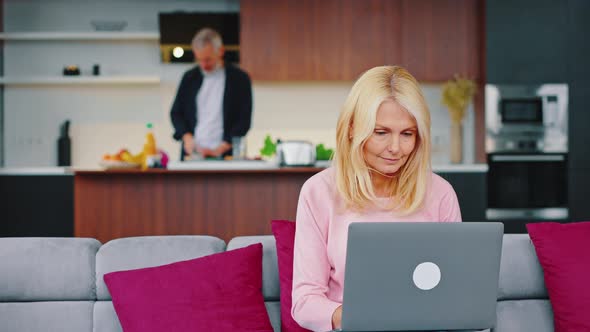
top-left (2, 0), bottom-right (474, 167)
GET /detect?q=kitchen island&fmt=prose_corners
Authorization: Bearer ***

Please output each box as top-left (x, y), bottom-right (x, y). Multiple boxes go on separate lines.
top-left (74, 162), bottom-right (488, 243)
top-left (1, 163), bottom-right (488, 241)
top-left (74, 166), bottom-right (323, 243)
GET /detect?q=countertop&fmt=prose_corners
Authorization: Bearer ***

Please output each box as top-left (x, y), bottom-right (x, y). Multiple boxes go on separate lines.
top-left (0, 162), bottom-right (488, 175)
top-left (0, 167), bottom-right (72, 176)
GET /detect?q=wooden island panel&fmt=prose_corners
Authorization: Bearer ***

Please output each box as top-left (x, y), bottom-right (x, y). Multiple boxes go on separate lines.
top-left (74, 169), bottom-right (322, 243)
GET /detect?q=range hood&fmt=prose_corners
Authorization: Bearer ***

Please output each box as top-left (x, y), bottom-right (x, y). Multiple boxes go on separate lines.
top-left (158, 12), bottom-right (240, 63)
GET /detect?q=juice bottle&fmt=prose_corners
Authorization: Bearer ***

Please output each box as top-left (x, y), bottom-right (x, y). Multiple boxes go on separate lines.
top-left (144, 123), bottom-right (157, 155)
top-left (141, 123), bottom-right (157, 169)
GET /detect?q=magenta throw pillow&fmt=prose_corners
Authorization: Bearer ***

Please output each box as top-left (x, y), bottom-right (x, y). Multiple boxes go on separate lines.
top-left (104, 243), bottom-right (274, 332)
top-left (527, 221), bottom-right (590, 331)
top-left (271, 220), bottom-right (312, 332)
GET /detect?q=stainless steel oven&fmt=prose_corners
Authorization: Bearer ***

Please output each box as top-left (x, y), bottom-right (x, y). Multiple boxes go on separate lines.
top-left (485, 84), bottom-right (569, 222)
top-left (486, 153), bottom-right (568, 220)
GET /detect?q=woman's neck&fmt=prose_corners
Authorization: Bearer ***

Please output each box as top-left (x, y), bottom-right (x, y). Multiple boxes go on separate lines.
top-left (370, 170), bottom-right (397, 197)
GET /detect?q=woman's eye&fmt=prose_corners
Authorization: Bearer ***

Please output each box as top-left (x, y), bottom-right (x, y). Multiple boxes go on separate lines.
top-left (374, 131), bottom-right (387, 136)
top-left (402, 132), bottom-right (415, 137)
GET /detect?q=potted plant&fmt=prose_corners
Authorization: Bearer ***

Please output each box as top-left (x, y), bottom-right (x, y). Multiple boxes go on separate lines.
top-left (441, 75), bottom-right (477, 163)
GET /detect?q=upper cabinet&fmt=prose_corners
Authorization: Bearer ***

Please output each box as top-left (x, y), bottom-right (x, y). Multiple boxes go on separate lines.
top-left (240, 0), bottom-right (483, 82)
top-left (486, 0), bottom-right (568, 84)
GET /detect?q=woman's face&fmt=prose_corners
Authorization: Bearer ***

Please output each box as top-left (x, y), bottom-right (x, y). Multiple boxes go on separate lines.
top-left (362, 99), bottom-right (418, 177)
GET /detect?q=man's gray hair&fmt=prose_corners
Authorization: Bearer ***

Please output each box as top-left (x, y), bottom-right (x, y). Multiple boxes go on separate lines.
top-left (191, 27), bottom-right (223, 51)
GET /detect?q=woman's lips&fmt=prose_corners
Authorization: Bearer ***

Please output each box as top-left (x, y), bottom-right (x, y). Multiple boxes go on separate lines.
top-left (380, 156), bottom-right (400, 163)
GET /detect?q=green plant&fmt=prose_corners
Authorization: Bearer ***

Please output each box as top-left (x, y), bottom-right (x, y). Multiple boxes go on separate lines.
top-left (316, 144), bottom-right (334, 161)
top-left (259, 135), bottom-right (277, 157)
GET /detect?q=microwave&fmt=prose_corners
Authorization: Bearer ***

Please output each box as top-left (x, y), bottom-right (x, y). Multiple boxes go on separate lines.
top-left (500, 97), bottom-right (544, 125)
top-left (485, 84), bottom-right (569, 154)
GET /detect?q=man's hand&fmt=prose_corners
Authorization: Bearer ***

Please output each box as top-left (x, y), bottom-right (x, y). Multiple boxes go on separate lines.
top-left (182, 133), bottom-right (195, 156)
top-left (214, 141), bottom-right (232, 157)
top-left (196, 146), bottom-right (216, 158)
top-left (332, 305), bottom-right (342, 330)
top-left (196, 142), bottom-right (231, 158)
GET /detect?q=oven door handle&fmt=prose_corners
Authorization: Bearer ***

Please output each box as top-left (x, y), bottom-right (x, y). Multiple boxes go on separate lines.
top-left (490, 155), bottom-right (565, 162)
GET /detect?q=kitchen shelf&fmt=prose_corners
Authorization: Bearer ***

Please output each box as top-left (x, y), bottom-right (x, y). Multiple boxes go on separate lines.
top-left (0, 32), bottom-right (159, 41)
top-left (0, 75), bottom-right (161, 86)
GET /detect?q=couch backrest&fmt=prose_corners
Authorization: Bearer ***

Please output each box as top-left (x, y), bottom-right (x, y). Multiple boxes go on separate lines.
top-left (0, 233), bottom-right (556, 332)
top-left (227, 236), bottom-right (281, 332)
top-left (494, 234), bottom-right (553, 332)
top-left (0, 237), bottom-right (100, 332)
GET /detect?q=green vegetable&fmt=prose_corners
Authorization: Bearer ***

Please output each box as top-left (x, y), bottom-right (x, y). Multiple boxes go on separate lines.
top-left (260, 135), bottom-right (277, 157)
top-left (316, 144), bottom-right (334, 161)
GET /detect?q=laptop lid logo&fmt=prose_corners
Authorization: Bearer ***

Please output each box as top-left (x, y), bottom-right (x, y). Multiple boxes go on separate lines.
top-left (412, 262), bottom-right (441, 290)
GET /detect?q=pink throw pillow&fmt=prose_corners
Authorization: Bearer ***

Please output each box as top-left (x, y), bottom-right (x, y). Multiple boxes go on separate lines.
top-left (104, 243), bottom-right (274, 332)
top-left (271, 220), bottom-right (312, 332)
top-left (527, 221), bottom-right (590, 331)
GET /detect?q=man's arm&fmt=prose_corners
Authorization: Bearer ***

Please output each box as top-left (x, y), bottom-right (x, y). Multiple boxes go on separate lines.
top-left (228, 71), bottom-right (253, 140)
top-left (170, 73), bottom-right (190, 141)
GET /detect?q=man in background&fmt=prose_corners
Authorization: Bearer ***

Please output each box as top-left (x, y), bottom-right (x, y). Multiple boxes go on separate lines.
top-left (170, 27), bottom-right (252, 160)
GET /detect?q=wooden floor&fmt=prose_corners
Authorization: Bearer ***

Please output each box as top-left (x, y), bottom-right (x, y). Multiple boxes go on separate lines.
top-left (74, 168), bottom-right (322, 244)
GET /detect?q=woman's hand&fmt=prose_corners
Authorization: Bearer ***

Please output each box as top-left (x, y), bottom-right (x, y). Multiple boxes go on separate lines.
top-left (332, 305), bottom-right (343, 330)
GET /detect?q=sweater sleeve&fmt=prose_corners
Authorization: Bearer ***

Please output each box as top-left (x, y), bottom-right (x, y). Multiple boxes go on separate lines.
top-left (291, 181), bottom-right (342, 332)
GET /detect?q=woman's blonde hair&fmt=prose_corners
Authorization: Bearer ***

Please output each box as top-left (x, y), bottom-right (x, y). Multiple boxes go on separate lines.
top-left (333, 65), bottom-right (432, 215)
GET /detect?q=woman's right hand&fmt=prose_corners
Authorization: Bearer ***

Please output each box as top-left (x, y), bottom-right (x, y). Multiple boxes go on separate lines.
top-left (331, 305), bottom-right (342, 330)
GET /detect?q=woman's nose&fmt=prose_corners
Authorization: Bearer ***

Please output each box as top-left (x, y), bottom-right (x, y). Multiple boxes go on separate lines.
top-left (388, 136), bottom-right (400, 153)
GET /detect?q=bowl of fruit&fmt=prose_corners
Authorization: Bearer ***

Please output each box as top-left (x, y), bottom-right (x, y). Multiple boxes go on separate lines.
top-left (100, 149), bottom-right (142, 169)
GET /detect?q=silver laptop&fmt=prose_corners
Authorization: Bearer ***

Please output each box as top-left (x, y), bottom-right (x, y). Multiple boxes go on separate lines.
top-left (340, 222), bottom-right (503, 332)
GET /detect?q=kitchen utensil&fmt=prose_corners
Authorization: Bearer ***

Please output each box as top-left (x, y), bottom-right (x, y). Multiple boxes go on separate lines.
top-left (276, 140), bottom-right (316, 167)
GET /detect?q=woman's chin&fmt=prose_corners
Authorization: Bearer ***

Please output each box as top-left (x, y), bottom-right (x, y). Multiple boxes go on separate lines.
top-left (373, 166), bottom-right (400, 177)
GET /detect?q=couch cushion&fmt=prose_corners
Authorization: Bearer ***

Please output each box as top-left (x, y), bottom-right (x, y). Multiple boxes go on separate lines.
top-left (227, 235), bottom-right (279, 301)
top-left (104, 243), bottom-right (274, 332)
top-left (0, 237), bottom-right (100, 301)
top-left (495, 299), bottom-right (554, 332)
top-left (95, 235), bottom-right (225, 300)
top-left (497, 234), bottom-right (547, 301)
top-left (527, 221), bottom-right (590, 331)
top-left (0, 301), bottom-right (94, 332)
top-left (92, 301), bottom-right (281, 332)
top-left (265, 301), bottom-right (282, 332)
top-left (93, 301), bottom-right (122, 332)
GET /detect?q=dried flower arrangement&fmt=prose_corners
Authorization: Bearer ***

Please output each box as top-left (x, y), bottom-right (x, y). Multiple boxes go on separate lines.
top-left (441, 75), bottom-right (477, 123)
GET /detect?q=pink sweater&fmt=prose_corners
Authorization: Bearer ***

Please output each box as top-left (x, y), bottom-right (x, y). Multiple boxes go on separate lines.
top-left (291, 167), bottom-right (462, 332)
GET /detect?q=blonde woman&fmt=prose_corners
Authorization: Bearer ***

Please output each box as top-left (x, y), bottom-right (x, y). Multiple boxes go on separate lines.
top-left (291, 66), bottom-right (462, 331)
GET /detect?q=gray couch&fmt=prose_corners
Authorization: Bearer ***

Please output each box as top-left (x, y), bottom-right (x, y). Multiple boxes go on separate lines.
top-left (0, 234), bottom-right (554, 332)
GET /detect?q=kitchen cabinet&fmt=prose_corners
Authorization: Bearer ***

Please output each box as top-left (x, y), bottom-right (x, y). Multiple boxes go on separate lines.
top-left (399, 0), bottom-right (482, 82)
top-left (566, 0), bottom-right (590, 86)
top-left (568, 84), bottom-right (590, 169)
top-left (0, 173), bottom-right (73, 237)
top-left (437, 171), bottom-right (486, 222)
top-left (240, 0), bottom-right (483, 82)
top-left (486, 0), bottom-right (568, 84)
top-left (569, 168), bottom-right (590, 222)
top-left (566, 1), bottom-right (590, 222)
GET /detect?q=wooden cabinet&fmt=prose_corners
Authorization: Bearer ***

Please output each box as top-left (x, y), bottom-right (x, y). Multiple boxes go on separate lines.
top-left (399, 0), bottom-right (482, 82)
top-left (240, 0), bottom-right (483, 82)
